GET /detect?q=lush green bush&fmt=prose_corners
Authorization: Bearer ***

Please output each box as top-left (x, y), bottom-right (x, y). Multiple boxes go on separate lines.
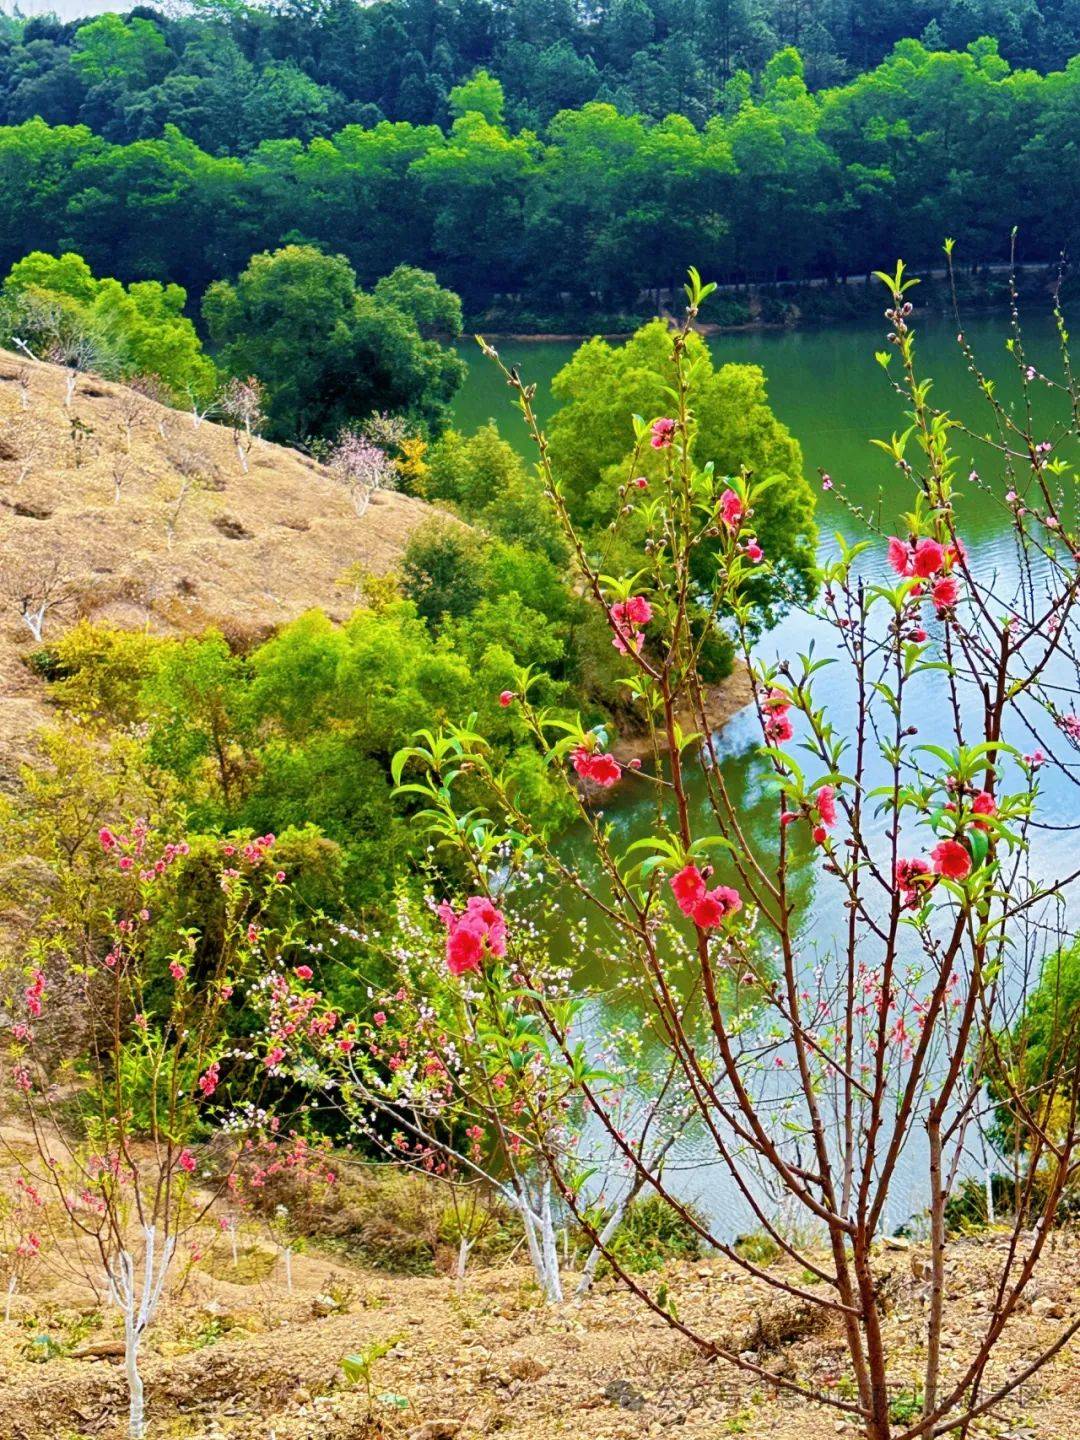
top-left (708, 295), bottom-right (753, 327)
top-left (547, 319), bottom-right (817, 630)
top-left (1, 249), bottom-right (217, 400)
top-left (203, 246), bottom-right (465, 442)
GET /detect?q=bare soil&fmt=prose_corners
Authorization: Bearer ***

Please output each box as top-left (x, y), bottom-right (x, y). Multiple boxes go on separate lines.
top-left (609, 663), bottom-right (756, 765)
top-left (1, 1227), bottom-right (1077, 1440)
top-left (0, 351), bottom-right (442, 782)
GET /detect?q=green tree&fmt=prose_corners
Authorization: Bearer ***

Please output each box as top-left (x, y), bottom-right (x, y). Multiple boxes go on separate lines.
top-left (546, 319), bottom-right (817, 626)
top-left (202, 245), bottom-right (465, 441)
top-left (401, 519), bottom-right (487, 626)
top-left (70, 14), bottom-right (170, 90)
top-left (447, 68), bottom-right (506, 125)
top-left (426, 423), bottom-right (567, 563)
top-left (3, 248), bottom-right (217, 398)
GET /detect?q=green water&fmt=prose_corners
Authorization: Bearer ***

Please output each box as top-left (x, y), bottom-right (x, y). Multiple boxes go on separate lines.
top-left (456, 313), bottom-right (1065, 543)
top-left (452, 314), bottom-right (1076, 1228)
top-left (453, 314), bottom-right (1076, 945)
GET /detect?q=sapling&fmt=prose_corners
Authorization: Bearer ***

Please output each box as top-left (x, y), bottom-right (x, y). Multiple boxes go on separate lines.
top-left (264, 895), bottom-right (694, 1304)
top-left (217, 376), bottom-right (264, 474)
top-left (0, 1176), bottom-right (45, 1322)
top-left (326, 428), bottom-right (396, 517)
top-left (112, 457), bottom-right (131, 504)
top-left (2, 826), bottom-right (293, 1437)
top-left (389, 264), bottom-right (1080, 1439)
top-left (0, 553), bottom-right (79, 643)
top-left (341, 1336), bottom-right (402, 1417)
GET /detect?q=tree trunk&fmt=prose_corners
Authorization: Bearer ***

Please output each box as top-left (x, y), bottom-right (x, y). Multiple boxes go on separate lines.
top-left (455, 1235), bottom-right (472, 1287)
top-left (107, 1226), bottom-right (176, 1440)
top-left (125, 1333), bottom-right (145, 1439)
top-left (539, 1178), bottom-right (564, 1303)
top-left (924, 1119), bottom-right (946, 1415)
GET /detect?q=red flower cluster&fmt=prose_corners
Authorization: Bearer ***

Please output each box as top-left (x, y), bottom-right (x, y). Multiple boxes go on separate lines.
top-left (572, 745), bottom-right (621, 788)
top-left (438, 896), bottom-right (508, 976)
top-left (24, 970), bottom-right (45, 1018)
top-left (761, 686), bottom-right (795, 743)
top-left (610, 594), bottom-right (652, 654)
top-left (811, 783), bottom-right (838, 845)
top-left (895, 857), bottom-right (932, 909)
top-left (670, 864), bottom-right (742, 930)
top-left (719, 489), bottom-right (744, 530)
top-left (887, 534), bottom-right (965, 615)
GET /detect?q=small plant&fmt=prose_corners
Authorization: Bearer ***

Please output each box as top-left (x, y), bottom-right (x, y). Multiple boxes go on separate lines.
top-left (732, 1232), bottom-right (781, 1267)
top-left (888, 1391), bottom-right (924, 1424)
top-left (341, 1336), bottom-right (402, 1413)
top-left (68, 413), bottom-right (93, 467)
top-left (602, 1194), bottom-right (704, 1275)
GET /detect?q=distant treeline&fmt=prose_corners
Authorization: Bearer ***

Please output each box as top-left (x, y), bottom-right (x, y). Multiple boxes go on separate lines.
top-left (4, 0), bottom-right (1080, 138)
top-left (1, 37), bottom-right (1078, 306)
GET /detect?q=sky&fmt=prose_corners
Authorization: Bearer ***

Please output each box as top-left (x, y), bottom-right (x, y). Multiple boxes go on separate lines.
top-left (4, 0), bottom-right (171, 17)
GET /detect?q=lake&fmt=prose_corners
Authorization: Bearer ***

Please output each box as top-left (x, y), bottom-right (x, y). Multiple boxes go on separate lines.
top-left (452, 312), bottom-right (1078, 1234)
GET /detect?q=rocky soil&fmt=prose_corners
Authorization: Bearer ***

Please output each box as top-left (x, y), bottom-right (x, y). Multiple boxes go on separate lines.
top-left (1, 1230), bottom-right (1077, 1440)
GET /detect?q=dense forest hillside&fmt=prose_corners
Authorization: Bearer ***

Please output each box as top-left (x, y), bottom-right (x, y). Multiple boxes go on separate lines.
top-left (0, 12), bottom-right (1078, 306)
top-left (3, 0), bottom-right (1080, 134)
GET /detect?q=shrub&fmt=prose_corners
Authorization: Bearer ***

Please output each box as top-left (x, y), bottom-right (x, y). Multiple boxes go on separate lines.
top-left (603, 1194), bottom-right (704, 1274)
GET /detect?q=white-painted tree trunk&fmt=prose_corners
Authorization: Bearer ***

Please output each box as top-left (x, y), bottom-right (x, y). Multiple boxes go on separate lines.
top-left (4, 1274), bottom-right (15, 1322)
top-left (576, 1195), bottom-right (632, 1299)
top-left (230, 1221), bottom-right (239, 1267)
top-left (20, 604), bottom-right (46, 643)
top-left (519, 1197), bottom-right (548, 1289)
top-left (505, 1176), bottom-right (564, 1304)
top-left (282, 1245), bottom-right (293, 1292)
top-left (539, 1178), bottom-right (564, 1303)
top-left (106, 1226), bottom-right (176, 1439)
top-left (455, 1235), bottom-right (472, 1284)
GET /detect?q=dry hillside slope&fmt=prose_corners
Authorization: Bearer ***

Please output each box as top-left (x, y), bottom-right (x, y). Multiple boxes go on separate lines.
top-left (0, 349), bottom-right (445, 777)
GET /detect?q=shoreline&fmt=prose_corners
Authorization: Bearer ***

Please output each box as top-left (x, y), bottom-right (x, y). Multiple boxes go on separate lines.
top-left (477, 321), bottom-right (788, 342)
top-left (469, 265), bottom-right (1060, 345)
top-left (609, 662), bottom-right (755, 767)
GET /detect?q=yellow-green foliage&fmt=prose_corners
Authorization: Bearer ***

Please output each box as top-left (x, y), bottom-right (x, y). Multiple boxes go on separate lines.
top-left (3, 250), bottom-right (218, 400)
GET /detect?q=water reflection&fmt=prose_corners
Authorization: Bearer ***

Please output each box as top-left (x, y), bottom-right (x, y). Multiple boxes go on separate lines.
top-left (458, 311), bottom-right (1080, 1234)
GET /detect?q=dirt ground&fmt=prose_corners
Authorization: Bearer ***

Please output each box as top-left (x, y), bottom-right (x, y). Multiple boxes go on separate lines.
top-left (1, 1226), bottom-right (1078, 1440)
top-left (0, 350), bottom-right (442, 781)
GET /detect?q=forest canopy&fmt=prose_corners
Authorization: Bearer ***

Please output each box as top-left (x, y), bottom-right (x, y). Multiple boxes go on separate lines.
top-left (0, 34), bottom-right (1076, 306)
